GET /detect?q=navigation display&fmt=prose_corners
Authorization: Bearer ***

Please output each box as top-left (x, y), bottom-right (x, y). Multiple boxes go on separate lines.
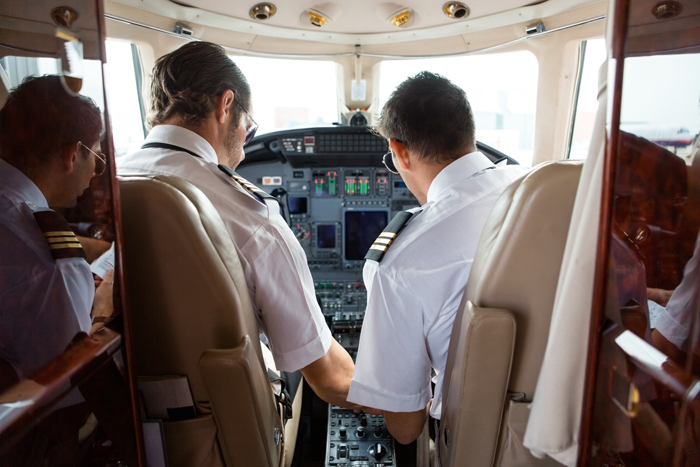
top-left (344, 210), bottom-right (389, 261)
top-left (288, 196), bottom-right (308, 214)
top-left (317, 225), bottom-right (337, 248)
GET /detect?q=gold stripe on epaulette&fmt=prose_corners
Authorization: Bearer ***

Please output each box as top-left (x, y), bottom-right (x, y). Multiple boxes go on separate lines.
top-left (370, 245), bottom-right (388, 251)
top-left (50, 243), bottom-right (84, 249)
top-left (47, 237), bottom-right (79, 244)
top-left (44, 231), bottom-right (75, 237)
top-left (373, 238), bottom-right (392, 245)
top-left (379, 232), bottom-right (397, 239)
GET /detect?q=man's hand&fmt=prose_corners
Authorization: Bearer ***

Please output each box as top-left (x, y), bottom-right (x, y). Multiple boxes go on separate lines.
top-left (647, 287), bottom-right (674, 307)
top-left (90, 269), bottom-right (114, 334)
top-left (300, 339), bottom-right (358, 408)
top-left (77, 236), bottom-right (111, 263)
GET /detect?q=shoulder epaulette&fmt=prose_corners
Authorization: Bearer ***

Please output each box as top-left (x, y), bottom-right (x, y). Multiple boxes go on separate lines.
top-left (365, 210), bottom-right (421, 262)
top-left (32, 211), bottom-right (86, 260)
top-left (218, 164), bottom-right (277, 205)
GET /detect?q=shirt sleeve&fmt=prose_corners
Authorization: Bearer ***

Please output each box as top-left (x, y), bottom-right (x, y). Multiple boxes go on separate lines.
top-left (654, 236), bottom-right (700, 351)
top-left (348, 262), bottom-right (432, 413)
top-left (242, 215), bottom-right (332, 372)
top-left (0, 257), bottom-right (93, 380)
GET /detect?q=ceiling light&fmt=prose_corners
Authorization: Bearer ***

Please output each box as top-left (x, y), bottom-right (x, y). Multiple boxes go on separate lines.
top-left (389, 8), bottom-right (413, 27)
top-left (300, 4), bottom-right (342, 28)
top-left (51, 6), bottom-right (78, 28)
top-left (443, 2), bottom-right (470, 20)
top-left (652, 1), bottom-right (683, 20)
top-left (377, 4), bottom-right (414, 28)
top-left (250, 3), bottom-right (276, 21)
top-left (307, 9), bottom-right (329, 27)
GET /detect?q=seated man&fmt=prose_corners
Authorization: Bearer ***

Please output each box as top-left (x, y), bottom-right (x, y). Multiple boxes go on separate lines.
top-left (347, 72), bottom-right (528, 444)
top-left (652, 231), bottom-right (700, 365)
top-left (117, 41), bottom-right (354, 406)
top-left (0, 75), bottom-right (114, 391)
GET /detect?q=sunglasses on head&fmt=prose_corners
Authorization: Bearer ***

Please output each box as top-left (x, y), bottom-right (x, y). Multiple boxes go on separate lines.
top-left (234, 100), bottom-right (258, 146)
top-left (79, 142), bottom-right (106, 176)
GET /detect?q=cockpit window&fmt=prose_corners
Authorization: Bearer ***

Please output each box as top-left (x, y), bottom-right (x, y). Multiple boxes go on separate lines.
top-left (378, 51), bottom-right (538, 166)
top-left (568, 38), bottom-right (606, 160)
top-left (229, 56), bottom-right (338, 135)
top-left (619, 53), bottom-right (700, 160)
top-left (0, 40), bottom-right (146, 156)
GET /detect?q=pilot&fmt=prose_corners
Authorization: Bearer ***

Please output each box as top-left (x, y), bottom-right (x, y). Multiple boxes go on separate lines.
top-left (648, 134), bottom-right (700, 365)
top-left (0, 75), bottom-right (114, 392)
top-left (347, 72), bottom-right (528, 444)
top-left (117, 41), bottom-right (355, 407)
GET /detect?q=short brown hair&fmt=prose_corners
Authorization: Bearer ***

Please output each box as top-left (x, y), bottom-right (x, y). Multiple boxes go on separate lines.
top-left (149, 41), bottom-right (251, 128)
top-left (376, 71), bottom-right (475, 164)
top-left (0, 75), bottom-right (102, 168)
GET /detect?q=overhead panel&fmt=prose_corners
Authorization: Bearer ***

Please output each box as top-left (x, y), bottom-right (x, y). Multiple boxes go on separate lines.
top-left (166, 0), bottom-right (535, 34)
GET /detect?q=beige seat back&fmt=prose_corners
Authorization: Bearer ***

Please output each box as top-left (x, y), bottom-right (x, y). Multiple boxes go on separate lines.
top-left (439, 161), bottom-right (583, 467)
top-left (119, 175), bottom-right (283, 467)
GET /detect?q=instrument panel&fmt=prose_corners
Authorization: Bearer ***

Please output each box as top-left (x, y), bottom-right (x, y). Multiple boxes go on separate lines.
top-left (238, 126), bottom-right (514, 356)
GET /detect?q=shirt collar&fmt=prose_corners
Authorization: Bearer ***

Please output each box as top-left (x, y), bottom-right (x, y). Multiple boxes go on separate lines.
top-left (145, 125), bottom-right (220, 164)
top-left (426, 151), bottom-right (496, 203)
top-left (0, 158), bottom-right (49, 208)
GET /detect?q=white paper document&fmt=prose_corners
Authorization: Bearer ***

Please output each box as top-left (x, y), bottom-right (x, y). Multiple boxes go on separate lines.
top-left (90, 243), bottom-right (115, 279)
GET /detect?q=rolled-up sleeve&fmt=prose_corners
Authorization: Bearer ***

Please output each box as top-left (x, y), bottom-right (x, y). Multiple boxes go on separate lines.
top-left (348, 263), bottom-right (432, 413)
top-left (242, 218), bottom-right (332, 372)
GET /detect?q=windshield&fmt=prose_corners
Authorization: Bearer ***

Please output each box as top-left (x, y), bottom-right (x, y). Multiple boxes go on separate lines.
top-left (230, 55), bottom-right (339, 135)
top-left (378, 51), bottom-right (539, 166)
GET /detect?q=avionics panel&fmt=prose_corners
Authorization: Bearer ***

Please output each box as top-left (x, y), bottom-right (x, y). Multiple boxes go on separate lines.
top-left (343, 208), bottom-right (390, 269)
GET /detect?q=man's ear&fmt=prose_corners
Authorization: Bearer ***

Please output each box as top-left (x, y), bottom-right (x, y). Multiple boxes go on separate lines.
top-left (389, 138), bottom-right (411, 171)
top-left (216, 90), bottom-right (235, 124)
top-left (61, 142), bottom-right (81, 173)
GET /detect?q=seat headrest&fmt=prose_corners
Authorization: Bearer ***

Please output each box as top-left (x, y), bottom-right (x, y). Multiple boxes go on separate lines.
top-left (465, 161), bottom-right (583, 397)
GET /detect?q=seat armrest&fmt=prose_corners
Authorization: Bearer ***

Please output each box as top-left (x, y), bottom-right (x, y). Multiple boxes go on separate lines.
top-left (199, 336), bottom-right (283, 467)
top-left (439, 301), bottom-right (516, 467)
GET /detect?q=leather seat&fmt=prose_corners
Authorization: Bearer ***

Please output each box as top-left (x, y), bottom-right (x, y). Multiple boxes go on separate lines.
top-left (438, 161), bottom-right (583, 467)
top-left (119, 174), bottom-right (300, 467)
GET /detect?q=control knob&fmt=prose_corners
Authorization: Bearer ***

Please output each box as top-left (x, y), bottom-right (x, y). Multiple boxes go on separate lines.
top-left (368, 443), bottom-right (388, 461)
top-left (339, 426), bottom-right (347, 439)
top-left (360, 415), bottom-right (367, 426)
top-left (356, 426), bottom-right (365, 438)
top-left (374, 425), bottom-right (382, 437)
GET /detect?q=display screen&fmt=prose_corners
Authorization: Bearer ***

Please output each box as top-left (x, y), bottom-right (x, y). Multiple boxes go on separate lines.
top-left (317, 225), bottom-right (336, 248)
top-left (344, 211), bottom-right (389, 260)
top-left (288, 197), bottom-right (308, 214)
top-left (394, 180), bottom-right (407, 189)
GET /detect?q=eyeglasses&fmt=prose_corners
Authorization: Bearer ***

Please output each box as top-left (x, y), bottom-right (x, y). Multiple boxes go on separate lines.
top-left (234, 100), bottom-right (258, 146)
top-left (79, 142), bottom-right (106, 176)
top-left (382, 150), bottom-right (399, 174)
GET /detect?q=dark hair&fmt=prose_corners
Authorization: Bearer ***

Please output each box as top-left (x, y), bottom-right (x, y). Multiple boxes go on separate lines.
top-left (0, 75), bottom-right (102, 168)
top-left (149, 41), bottom-right (251, 128)
top-left (376, 71), bottom-right (476, 164)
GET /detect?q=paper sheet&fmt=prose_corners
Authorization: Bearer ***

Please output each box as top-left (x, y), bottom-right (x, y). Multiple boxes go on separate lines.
top-left (90, 242), bottom-right (115, 279)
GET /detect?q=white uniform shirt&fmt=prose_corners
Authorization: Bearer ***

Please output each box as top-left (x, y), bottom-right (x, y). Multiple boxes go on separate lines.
top-left (348, 152), bottom-right (527, 419)
top-left (0, 158), bottom-right (93, 380)
top-left (654, 233), bottom-right (700, 351)
top-left (117, 125), bottom-right (332, 371)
